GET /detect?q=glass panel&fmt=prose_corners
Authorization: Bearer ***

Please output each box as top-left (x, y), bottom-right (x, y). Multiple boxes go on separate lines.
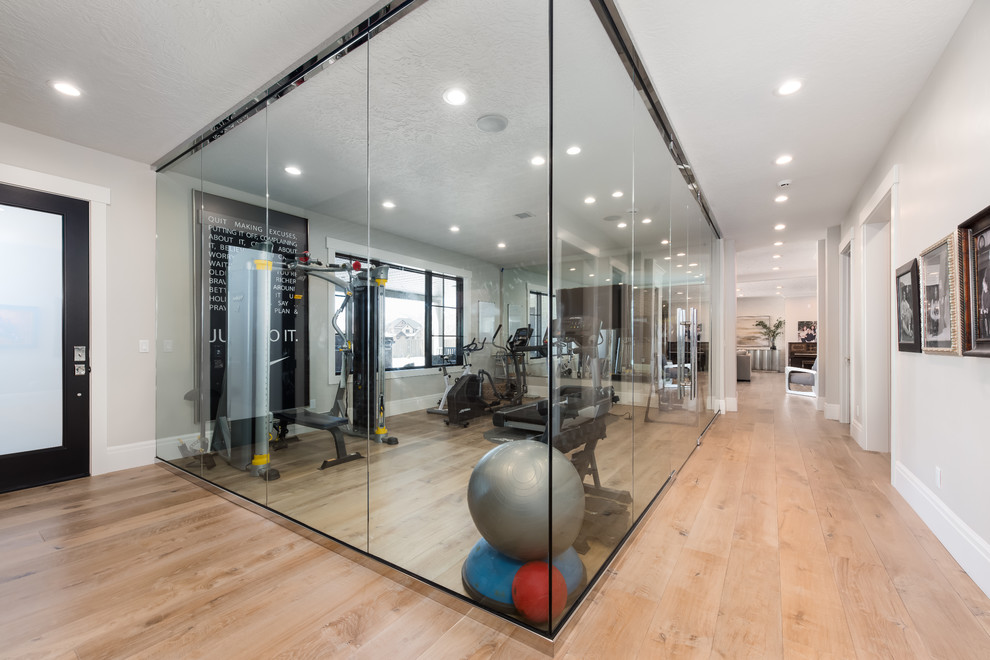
top-left (443, 308), bottom-right (457, 337)
top-left (629, 92), bottom-right (674, 519)
top-left (551, 0), bottom-right (636, 628)
top-left (200, 107), bottom-right (275, 505)
top-left (368, 0), bottom-right (551, 632)
top-left (444, 278), bottom-right (457, 305)
top-left (262, 38), bottom-right (371, 550)
top-left (0, 205), bottom-right (63, 454)
top-left (664, 169), bottom-right (712, 471)
top-left (432, 275), bottom-right (444, 304)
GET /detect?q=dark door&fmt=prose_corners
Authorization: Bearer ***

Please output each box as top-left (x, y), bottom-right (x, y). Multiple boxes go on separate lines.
top-left (0, 182), bottom-right (90, 492)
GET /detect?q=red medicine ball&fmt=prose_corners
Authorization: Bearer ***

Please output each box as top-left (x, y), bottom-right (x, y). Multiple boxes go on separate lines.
top-left (511, 561), bottom-right (567, 624)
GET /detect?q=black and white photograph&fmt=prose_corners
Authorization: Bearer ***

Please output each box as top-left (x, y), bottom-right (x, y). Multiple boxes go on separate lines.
top-left (895, 259), bottom-right (921, 352)
top-left (976, 228), bottom-right (990, 341)
top-left (958, 204), bottom-right (990, 357)
top-left (920, 233), bottom-right (960, 355)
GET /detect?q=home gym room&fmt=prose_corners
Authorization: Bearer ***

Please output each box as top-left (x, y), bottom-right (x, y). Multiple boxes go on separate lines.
top-left (154, 0), bottom-right (718, 635)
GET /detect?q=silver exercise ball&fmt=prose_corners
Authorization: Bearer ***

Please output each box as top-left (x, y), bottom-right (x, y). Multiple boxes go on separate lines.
top-left (467, 440), bottom-right (585, 561)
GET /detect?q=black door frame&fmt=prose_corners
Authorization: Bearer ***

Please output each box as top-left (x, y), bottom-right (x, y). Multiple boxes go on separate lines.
top-left (0, 181), bottom-right (90, 492)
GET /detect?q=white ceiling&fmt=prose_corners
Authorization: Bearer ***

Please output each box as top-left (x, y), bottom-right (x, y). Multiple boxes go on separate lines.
top-left (614, 0), bottom-right (972, 298)
top-left (0, 0), bottom-right (973, 299)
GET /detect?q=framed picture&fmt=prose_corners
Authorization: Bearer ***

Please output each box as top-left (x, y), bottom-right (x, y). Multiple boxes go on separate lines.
top-left (736, 315), bottom-right (769, 348)
top-left (797, 321), bottom-right (817, 342)
top-left (895, 259), bottom-right (921, 352)
top-left (919, 232), bottom-right (962, 355)
top-left (958, 204), bottom-right (990, 357)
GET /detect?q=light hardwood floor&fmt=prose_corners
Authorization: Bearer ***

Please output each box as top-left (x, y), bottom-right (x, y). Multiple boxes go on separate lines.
top-left (2, 372), bottom-right (989, 658)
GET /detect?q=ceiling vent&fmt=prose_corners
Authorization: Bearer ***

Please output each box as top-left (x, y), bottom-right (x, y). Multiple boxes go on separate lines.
top-left (514, 211), bottom-right (533, 219)
top-left (603, 215), bottom-right (622, 223)
top-left (778, 179), bottom-right (792, 189)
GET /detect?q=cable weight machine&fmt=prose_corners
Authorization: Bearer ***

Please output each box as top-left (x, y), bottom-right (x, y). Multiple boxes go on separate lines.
top-left (290, 253), bottom-right (398, 445)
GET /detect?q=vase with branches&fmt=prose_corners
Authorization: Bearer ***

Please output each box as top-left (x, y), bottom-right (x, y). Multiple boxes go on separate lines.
top-left (754, 317), bottom-right (785, 350)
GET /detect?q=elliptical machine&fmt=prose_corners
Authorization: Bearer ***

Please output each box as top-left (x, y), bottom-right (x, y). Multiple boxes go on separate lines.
top-left (427, 336), bottom-right (487, 417)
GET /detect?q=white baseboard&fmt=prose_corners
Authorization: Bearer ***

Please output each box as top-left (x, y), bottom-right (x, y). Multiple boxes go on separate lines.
top-left (824, 403), bottom-right (840, 420)
top-left (92, 439), bottom-right (157, 475)
top-left (390, 394), bottom-right (443, 416)
top-left (893, 461), bottom-right (990, 598)
top-left (719, 398), bottom-right (738, 413)
top-left (850, 419), bottom-right (864, 447)
top-left (815, 396), bottom-right (825, 412)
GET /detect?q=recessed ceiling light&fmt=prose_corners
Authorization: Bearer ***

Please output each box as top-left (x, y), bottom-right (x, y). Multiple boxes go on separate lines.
top-left (774, 241), bottom-right (784, 246)
top-left (566, 146), bottom-right (581, 155)
top-left (677, 291), bottom-right (683, 295)
top-left (775, 154), bottom-right (793, 165)
top-left (530, 156), bottom-right (545, 166)
top-left (664, 256), bottom-right (671, 261)
top-left (776, 79), bottom-right (802, 96)
top-left (775, 195), bottom-right (788, 203)
top-left (772, 266), bottom-right (781, 271)
top-left (51, 81), bottom-right (81, 96)
top-left (497, 242), bottom-right (506, 248)
top-left (661, 239), bottom-right (669, 245)
top-left (617, 222), bottom-right (627, 228)
top-left (584, 196), bottom-right (596, 204)
top-left (450, 226), bottom-right (460, 232)
top-left (589, 273), bottom-right (595, 278)
top-left (686, 270), bottom-right (693, 273)
top-left (382, 201), bottom-right (396, 209)
top-left (569, 267), bottom-right (576, 271)
top-left (612, 191), bottom-right (623, 198)
top-left (776, 285), bottom-right (783, 289)
top-left (776, 291), bottom-right (782, 295)
top-left (676, 264), bottom-right (683, 268)
top-left (642, 218), bottom-right (652, 224)
top-left (689, 262), bottom-right (698, 267)
top-left (605, 278), bottom-right (611, 282)
top-left (677, 252), bottom-right (686, 257)
top-left (442, 87), bottom-right (467, 105)
top-left (694, 275), bottom-right (701, 278)
top-left (736, 288), bottom-right (741, 292)
top-left (284, 166), bottom-right (302, 176)
top-left (773, 254), bottom-right (782, 259)
top-left (774, 223), bottom-right (786, 230)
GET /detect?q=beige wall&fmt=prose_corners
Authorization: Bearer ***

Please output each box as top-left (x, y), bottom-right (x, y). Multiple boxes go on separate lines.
top-left (841, 0), bottom-right (990, 594)
top-left (0, 121), bottom-right (157, 472)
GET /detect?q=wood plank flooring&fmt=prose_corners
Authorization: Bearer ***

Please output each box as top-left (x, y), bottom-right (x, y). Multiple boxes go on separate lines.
top-left (2, 371), bottom-right (988, 658)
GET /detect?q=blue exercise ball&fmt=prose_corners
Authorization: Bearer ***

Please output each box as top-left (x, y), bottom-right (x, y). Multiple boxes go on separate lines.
top-left (467, 440), bottom-right (585, 561)
top-left (462, 538), bottom-right (588, 615)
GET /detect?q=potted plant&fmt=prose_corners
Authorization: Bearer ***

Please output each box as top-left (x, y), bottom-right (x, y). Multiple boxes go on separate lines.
top-left (754, 317), bottom-right (785, 350)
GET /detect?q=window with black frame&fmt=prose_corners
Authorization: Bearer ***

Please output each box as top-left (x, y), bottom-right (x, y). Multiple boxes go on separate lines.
top-left (334, 253), bottom-right (462, 373)
top-left (529, 290), bottom-right (549, 348)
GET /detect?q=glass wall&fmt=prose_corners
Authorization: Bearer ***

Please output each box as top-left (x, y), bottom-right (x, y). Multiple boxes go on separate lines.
top-left (156, 0), bottom-right (719, 636)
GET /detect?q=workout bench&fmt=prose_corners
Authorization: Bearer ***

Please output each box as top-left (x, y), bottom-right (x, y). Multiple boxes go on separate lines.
top-left (272, 409), bottom-right (363, 470)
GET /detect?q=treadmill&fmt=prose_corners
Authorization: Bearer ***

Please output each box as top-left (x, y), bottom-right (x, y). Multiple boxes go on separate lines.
top-left (485, 316), bottom-right (617, 486)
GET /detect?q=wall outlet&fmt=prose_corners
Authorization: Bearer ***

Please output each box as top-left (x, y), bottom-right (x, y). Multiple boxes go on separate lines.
top-left (936, 466), bottom-right (942, 488)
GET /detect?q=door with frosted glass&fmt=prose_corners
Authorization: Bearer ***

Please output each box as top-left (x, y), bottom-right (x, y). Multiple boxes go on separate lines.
top-left (0, 182), bottom-right (89, 492)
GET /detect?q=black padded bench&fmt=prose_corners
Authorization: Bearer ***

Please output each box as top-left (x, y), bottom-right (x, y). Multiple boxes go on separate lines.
top-left (272, 409), bottom-right (363, 470)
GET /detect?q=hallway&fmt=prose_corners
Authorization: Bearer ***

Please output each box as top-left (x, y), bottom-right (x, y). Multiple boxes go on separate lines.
top-left (1, 372), bottom-right (988, 658)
